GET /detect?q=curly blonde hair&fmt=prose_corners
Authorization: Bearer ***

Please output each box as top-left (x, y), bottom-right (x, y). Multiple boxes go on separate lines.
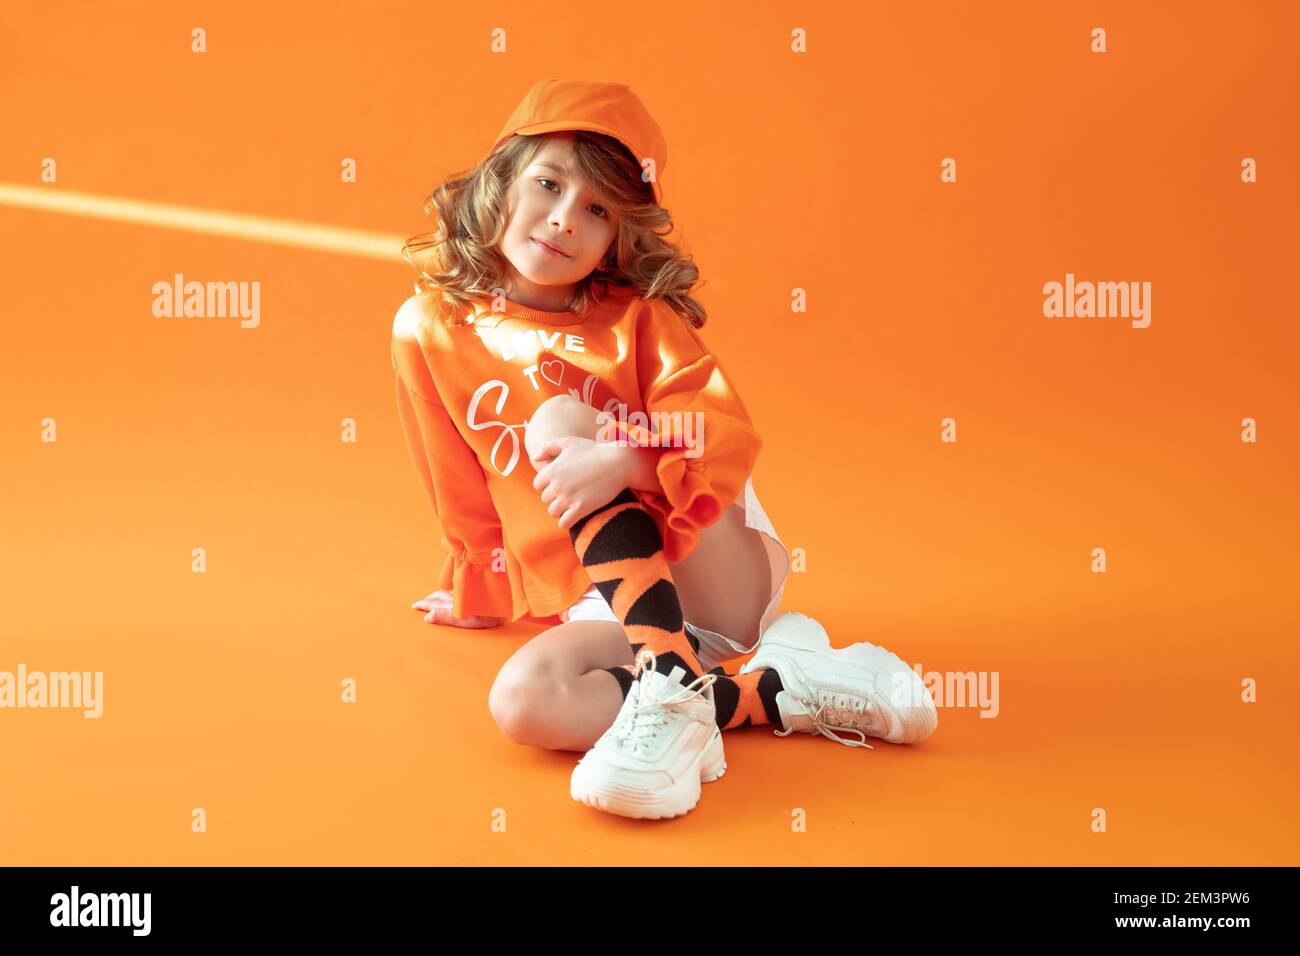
top-left (402, 130), bottom-right (707, 329)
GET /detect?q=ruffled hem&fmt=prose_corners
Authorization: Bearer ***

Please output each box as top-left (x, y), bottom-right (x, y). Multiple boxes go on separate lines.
top-left (607, 418), bottom-right (728, 564)
top-left (439, 548), bottom-right (598, 625)
top-left (438, 547), bottom-right (514, 621)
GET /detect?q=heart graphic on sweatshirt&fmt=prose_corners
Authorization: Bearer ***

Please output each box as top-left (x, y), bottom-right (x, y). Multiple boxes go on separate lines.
top-left (540, 360), bottom-right (564, 387)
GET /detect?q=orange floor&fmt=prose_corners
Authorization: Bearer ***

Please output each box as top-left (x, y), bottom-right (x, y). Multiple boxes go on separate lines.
top-left (2, 2), bottom-right (1297, 865)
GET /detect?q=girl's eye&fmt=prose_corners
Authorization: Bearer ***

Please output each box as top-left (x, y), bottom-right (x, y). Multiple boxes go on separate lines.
top-left (537, 179), bottom-right (608, 218)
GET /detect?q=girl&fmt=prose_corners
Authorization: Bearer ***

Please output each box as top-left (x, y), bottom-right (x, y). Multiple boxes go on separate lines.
top-left (392, 79), bottom-right (937, 821)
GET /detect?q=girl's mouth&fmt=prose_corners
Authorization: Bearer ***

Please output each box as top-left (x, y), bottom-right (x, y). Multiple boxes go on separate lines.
top-left (532, 238), bottom-right (570, 257)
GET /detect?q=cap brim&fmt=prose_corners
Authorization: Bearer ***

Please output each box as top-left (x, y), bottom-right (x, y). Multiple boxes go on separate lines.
top-left (498, 122), bottom-right (663, 205)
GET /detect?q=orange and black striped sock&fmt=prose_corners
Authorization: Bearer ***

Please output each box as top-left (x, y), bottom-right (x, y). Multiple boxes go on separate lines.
top-left (602, 662), bottom-right (785, 731)
top-left (569, 488), bottom-right (704, 683)
top-left (707, 665), bottom-right (785, 730)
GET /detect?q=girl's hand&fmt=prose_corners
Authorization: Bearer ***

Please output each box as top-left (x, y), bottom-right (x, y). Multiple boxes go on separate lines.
top-left (531, 436), bottom-right (633, 532)
top-left (410, 589), bottom-right (506, 629)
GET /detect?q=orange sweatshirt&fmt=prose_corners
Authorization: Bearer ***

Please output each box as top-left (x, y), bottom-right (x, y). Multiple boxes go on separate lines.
top-left (391, 286), bottom-right (764, 623)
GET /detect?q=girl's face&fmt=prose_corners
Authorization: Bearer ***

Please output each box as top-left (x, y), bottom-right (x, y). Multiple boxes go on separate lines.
top-left (499, 132), bottom-right (618, 311)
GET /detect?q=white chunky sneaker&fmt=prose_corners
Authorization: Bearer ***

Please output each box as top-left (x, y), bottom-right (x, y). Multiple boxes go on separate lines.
top-left (571, 650), bottom-right (725, 820)
top-left (738, 612), bottom-right (938, 747)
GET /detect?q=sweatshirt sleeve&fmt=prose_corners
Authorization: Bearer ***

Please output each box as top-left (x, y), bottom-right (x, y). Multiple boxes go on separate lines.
top-left (391, 312), bottom-right (514, 622)
top-left (602, 301), bottom-right (763, 564)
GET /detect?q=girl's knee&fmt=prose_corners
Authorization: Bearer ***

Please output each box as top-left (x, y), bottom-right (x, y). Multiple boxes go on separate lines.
top-left (524, 394), bottom-right (593, 466)
top-left (488, 664), bottom-right (561, 746)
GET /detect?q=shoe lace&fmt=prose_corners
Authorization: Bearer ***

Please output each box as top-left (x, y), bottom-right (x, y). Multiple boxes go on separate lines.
top-left (611, 650), bottom-right (719, 755)
top-left (775, 688), bottom-right (879, 750)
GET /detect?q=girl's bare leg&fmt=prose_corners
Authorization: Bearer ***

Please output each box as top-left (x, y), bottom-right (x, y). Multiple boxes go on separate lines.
top-left (488, 619), bottom-right (634, 751)
top-left (669, 497), bottom-right (771, 650)
top-left (488, 396), bottom-right (773, 753)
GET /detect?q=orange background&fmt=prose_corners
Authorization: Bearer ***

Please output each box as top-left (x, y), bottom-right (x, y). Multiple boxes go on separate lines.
top-left (2, 0), bottom-right (1297, 865)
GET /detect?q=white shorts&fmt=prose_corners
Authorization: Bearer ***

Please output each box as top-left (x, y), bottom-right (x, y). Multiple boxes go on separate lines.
top-left (558, 474), bottom-right (790, 671)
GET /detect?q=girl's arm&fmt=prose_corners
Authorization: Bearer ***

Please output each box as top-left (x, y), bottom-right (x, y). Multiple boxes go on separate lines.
top-left (608, 300), bottom-right (765, 564)
top-left (604, 442), bottom-right (667, 495)
top-left (392, 322), bottom-right (514, 623)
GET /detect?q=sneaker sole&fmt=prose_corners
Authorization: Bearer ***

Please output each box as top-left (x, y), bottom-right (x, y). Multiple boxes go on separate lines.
top-left (570, 728), bottom-right (727, 820)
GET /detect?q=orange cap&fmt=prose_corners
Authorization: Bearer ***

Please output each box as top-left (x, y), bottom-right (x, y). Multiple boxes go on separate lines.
top-left (489, 78), bottom-right (668, 205)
